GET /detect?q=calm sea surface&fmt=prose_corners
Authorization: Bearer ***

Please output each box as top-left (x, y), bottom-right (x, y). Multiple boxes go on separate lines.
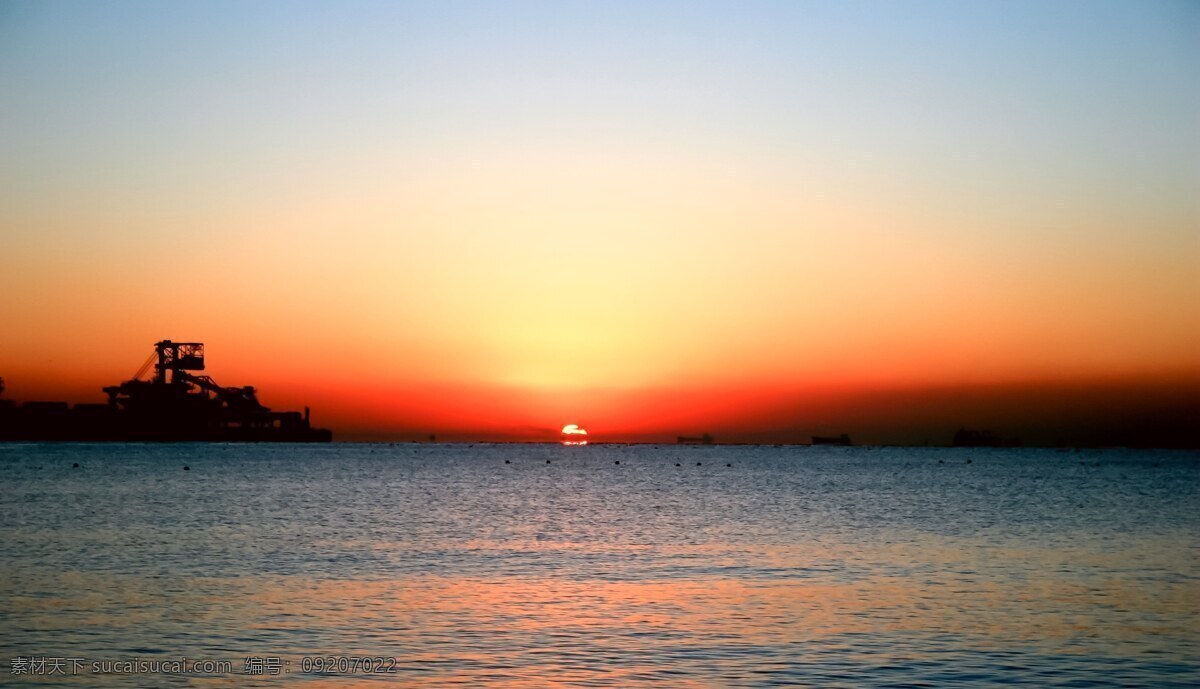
top-left (1, 443), bottom-right (1197, 687)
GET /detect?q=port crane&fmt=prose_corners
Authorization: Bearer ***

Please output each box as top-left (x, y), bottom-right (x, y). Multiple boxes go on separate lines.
top-left (0, 339), bottom-right (330, 441)
top-left (101, 340), bottom-right (316, 434)
top-left (121, 340), bottom-right (266, 412)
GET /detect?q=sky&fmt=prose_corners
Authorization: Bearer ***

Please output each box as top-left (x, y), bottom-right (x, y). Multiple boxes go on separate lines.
top-left (1, 1), bottom-right (1197, 444)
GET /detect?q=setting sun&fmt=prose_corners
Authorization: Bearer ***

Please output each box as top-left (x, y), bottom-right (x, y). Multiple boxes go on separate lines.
top-left (561, 424), bottom-right (589, 446)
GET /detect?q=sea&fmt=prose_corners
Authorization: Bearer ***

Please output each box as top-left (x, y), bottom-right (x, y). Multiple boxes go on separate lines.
top-left (1, 443), bottom-right (1197, 687)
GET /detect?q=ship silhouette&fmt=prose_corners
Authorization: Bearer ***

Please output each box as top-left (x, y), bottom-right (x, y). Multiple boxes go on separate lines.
top-left (0, 340), bottom-right (331, 442)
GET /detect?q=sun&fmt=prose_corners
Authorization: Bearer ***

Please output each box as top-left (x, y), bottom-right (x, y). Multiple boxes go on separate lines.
top-left (561, 424), bottom-right (588, 446)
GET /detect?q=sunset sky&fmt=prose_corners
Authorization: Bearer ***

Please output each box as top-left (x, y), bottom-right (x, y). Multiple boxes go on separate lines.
top-left (1, 1), bottom-right (1197, 443)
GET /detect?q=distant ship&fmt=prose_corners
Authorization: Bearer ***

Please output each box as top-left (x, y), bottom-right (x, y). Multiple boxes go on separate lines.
top-left (0, 340), bottom-right (332, 442)
top-left (811, 433), bottom-right (852, 446)
top-left (677, 434), bottom-right (715, 445)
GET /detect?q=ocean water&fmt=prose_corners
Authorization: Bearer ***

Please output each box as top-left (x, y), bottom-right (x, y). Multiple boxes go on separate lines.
top-left (1, 443), bottom-right (1197, 687)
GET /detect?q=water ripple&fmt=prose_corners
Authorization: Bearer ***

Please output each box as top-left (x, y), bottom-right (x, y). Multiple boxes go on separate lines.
top-left (1, 444), bottom-right (1197, 686)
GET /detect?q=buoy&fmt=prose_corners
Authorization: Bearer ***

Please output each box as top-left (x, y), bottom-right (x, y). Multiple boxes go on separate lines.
top-left (183, 466), bottom-right (190, 471)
